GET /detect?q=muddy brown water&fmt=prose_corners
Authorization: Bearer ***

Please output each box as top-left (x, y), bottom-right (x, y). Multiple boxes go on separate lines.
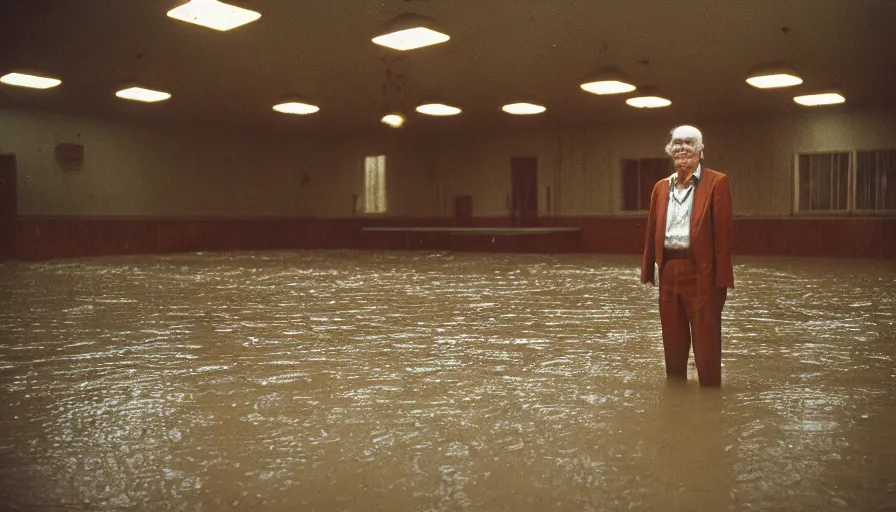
top-left (1, 250), bottom-right (894, 511)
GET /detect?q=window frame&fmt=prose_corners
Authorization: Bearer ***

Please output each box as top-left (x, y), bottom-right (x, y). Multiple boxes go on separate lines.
top-left (853, 148), bottom-right (896, 216)
top-left (794, 148), bottom-right (896, 216)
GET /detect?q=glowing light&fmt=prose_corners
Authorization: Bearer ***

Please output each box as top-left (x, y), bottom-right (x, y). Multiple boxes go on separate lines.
top-left (501, 103), bottom-right (546, 115)
top-left (0, 73), bottom-right (61, 89)
top-left (626, 96), bottom-right (671, 108)
top-left (580, 80), bottom-right (636, 95)
top-left (746, 73), bottom-right (803, 89)
top-left (115, 87), bottom-right (171, 103)
top-left (273, 102), bottom-right (320, 115)
top-left (167, 0), bottom-right (261, 31)
top-left (794, 93), bottom-right (845, 106)
top-left (373, 27), bottom-right (449, 51)
top-left (381, 114), bottom-right (405, 127)
top-left (416, 103), bottom-right (461, 116)
top-left (372, 13), bottom-right (449, 51)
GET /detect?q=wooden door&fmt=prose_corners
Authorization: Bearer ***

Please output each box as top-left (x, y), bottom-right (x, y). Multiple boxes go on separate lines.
top-left (454, 195), bottom-right (472, 227)
top-left (0, 154), bottom-right (16, 261)
top-left (511, 156), bottom-right (538, 226)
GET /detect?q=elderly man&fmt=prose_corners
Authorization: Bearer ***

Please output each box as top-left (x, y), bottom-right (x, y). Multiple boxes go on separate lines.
top-left (641, 125), bottom-right (734, 387)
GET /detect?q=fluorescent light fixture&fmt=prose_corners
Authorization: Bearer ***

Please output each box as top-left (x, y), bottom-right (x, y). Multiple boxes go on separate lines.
top-left (167, 0), bottom-right (261, 31)
top-left (373, 27), bottom-right (449, 51)
top-left (0, 72), bottom-right (61, 89)
top-left (581, 80), bottom-right (636, 95)
top-left (115, 87), bottom-right (171, 103)
top-left (416, 103), bottom-right (461, 116)
top-left (502, 102), bottom-right (546, 115)
top-left (746, 73), bottom-right (803, 89)
top-left (372, 13), bottom-right (449, 51)
top-left (626, 95), bottom-right (671, 108)
top-left (746, 63), bottom-right (803, 89)
top-left (273, 102), bottom-right (319, 115)
top-left (794, 92), bottom-right (845, 106)
top-left (580, 67), bottom-right (636, 95)
top-left (381, 114), bottom-right (405, 127)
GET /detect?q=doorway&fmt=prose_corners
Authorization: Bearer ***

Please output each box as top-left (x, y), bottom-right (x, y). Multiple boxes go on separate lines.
top-left (510, 156), bottom-right (538, 226)
top-left (454, 195), bottom-right (473, 227)
top-left (0, 153), bottom-right (17, 261)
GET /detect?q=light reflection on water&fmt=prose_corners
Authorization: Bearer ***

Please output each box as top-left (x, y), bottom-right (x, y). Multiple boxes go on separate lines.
top-left (0, 250), bottom-right (894, 511)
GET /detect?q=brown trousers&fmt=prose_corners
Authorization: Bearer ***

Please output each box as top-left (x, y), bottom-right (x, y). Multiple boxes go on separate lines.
top-left (659, 257), bottom-right (727, 386)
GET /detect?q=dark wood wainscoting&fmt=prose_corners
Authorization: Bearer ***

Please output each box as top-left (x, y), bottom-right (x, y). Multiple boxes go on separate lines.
top-left (13, 215), bottom-right (895, 260)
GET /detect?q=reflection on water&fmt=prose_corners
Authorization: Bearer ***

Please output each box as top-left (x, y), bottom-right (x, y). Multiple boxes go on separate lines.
top-left (0, 250), bottom-right (894, 511)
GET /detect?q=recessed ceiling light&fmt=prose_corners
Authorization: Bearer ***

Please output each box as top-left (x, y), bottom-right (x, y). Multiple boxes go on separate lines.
top-left (372, 14), bottom-right (449, 51)
top-left (746, 73), bottom-right (803, 89)
top-left (115, 87), bottom-right (171, 103)
top-left (273, 102), bottom-right (320, 115)
top-left (381, 114), bottom-right (405, 127)
top-left (581, 80), bottom-right (636, 95)
top-left (794, 92), bottom-right (845, 106)
top-left (167, 0), bottom-right (261, 31)
top-left (0, 72), bottom-right (61, 89)
top-left (416, 103), bottom-right (461, 116)
top-left (502, 103), bottom-right (546, 115)
top-left (626, 95), bottom-right (671, 108)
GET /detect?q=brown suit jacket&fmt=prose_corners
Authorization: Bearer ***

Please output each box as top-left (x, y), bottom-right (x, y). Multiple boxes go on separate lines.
top-left (641, 167), bottom-right (734, 290)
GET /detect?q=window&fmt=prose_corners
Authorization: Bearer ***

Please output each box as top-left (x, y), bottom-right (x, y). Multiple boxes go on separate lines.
top-left (364, 155), bottom-right (387, 214)
top-left (795, 149), bottom-right (895, 214)
top-left (855, 149), bottom-right (896, 213)
top-left (796, 152), bottom-right (850, 212)
top-left (621, 158), bottom-right (671, 211)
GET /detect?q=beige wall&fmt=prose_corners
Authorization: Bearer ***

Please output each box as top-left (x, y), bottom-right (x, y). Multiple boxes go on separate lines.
top-left (1, 109), bottom-right (326, 217)
top-left (0, 109), bottom-right (437, 218)
top-left (426, 108), bottom-right (896, 217)
top-left (3, 107), bottom-right (895, 218)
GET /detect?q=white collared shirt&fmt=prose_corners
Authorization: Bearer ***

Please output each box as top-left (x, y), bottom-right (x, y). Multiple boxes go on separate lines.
top-left (664, 164), bottom-right (702, 250)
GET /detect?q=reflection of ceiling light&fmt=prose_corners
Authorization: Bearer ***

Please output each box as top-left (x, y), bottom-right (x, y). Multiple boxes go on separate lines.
top-left (794, 92), bottom-right (845, 106)
top-left (416, 103), bottom-right (461, 116)
top-left (273, 102), bottom-right (319, 115)
top-left (626, 95), bottom-right (671, 108)
top-left (372, 13), bottom-right (450, 51)
top-left (580, 67), bottom-right (636, 95)
top-left (381, 114), bottom-right (405, 127)
top-left (1, 72), bottom-right (61, 89)
top-left (502, 103), bottom-right (546, 115)
top-left (746, 73), bottom-right (803, 88)
top-left (115, 87), bottom-right (171, 102)
top-left (167, 0), bottom-right (261, 31)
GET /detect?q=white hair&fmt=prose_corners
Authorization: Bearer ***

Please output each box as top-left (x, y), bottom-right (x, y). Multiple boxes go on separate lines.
top-left (665, 125), bottom-right (705, 159)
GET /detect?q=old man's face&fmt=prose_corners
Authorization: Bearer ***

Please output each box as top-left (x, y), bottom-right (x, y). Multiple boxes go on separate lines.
top-left (665, 125), bottom-right (704, 171)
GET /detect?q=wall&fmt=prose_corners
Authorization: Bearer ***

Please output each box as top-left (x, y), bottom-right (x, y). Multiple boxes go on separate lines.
top-left (424, 108), bottom-right (896, 218)
top-left (2, 106), bottom-right (895, 260)
top-left (0, 108), bottom-right (437, 219)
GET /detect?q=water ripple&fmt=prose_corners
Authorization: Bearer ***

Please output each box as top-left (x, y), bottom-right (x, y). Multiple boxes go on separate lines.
top-left (0, 251), bottom-right (894, 511)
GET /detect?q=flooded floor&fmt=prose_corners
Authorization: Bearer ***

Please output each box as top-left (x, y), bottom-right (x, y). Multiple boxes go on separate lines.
top-left (0, 250), bottom-right (894, 511)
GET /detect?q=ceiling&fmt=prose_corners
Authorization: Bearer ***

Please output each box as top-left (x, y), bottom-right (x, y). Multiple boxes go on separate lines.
top-left (2, 0), bottom-right (895, 134)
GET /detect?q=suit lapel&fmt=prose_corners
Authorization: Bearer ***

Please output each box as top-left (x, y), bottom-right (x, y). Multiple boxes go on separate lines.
top-left (656, 178), bottom-right (670, 247)
top-left (691, 170), bottom-right (710, 234)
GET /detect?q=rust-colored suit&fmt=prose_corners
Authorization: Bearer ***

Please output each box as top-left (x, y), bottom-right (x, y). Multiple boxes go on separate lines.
top-left (641, 167), bottom-right (734, 386)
